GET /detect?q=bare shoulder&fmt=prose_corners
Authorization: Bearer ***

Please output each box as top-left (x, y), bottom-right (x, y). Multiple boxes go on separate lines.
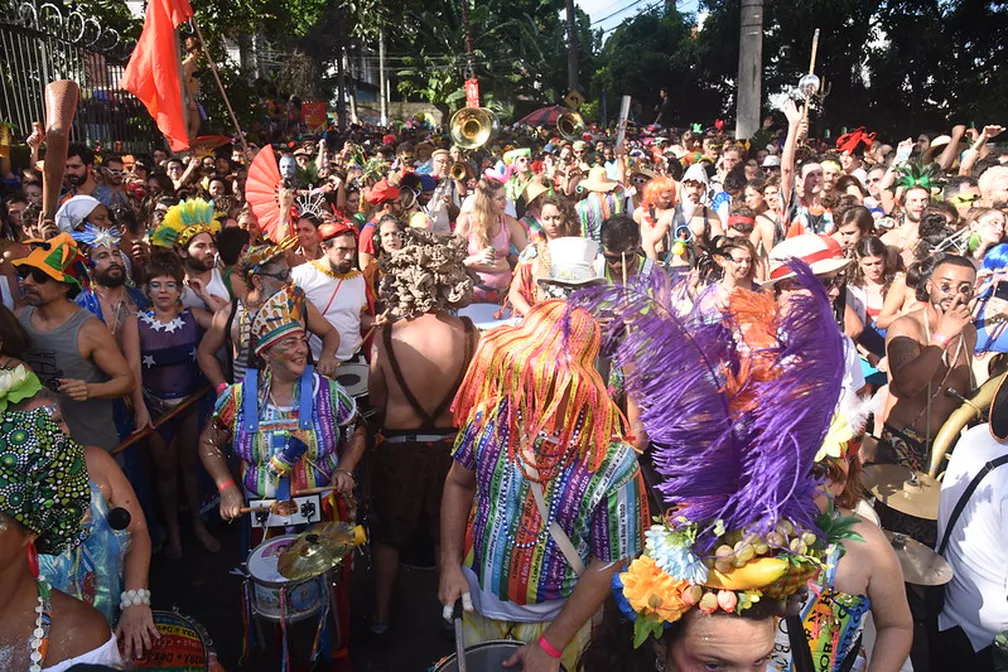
top-left (886, 308), bottom-right (924, 340)
top-left (47, 589), bottom-right (112, 664)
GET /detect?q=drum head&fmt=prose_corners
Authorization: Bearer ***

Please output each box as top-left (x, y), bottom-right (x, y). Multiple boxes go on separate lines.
top-left (335, 362), bottom-right (369, 398)
top-left (248, 533), bottom-right (300, 586)
top-left (134, 610), bottom-right (210, 671)
top-left (432, 640), bottom-right (568, 672)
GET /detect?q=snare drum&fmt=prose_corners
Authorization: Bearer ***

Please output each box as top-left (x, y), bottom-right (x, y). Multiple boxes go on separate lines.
top-left (432, 640), bottom-right (568, 672)
top-left (246, 534), bottom-right (326, 623)
top-left (134, 610), bottom-right (224, 672)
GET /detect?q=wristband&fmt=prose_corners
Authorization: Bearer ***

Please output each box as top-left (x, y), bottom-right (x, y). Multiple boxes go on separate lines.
top-left (217, 479), bottom-right (235, 493)
top-left (931, 333), bottom-right (951, 347)
top-left (216, 382), bottom-right (229, 395)
top-left (537, 635), bottom-right (563, 660)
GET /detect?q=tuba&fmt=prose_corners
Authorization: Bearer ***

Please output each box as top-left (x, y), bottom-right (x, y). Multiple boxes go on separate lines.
top-left (556, 110), bottom-right (585, 142)
top-left (928, 370), bottom-right (1008, 477)
top-left (449, 107), bottom-right (497, 150)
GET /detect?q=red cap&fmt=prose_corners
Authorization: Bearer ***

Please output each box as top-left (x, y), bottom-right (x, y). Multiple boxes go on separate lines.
top-left (365, 179), bottom-right (401, 205)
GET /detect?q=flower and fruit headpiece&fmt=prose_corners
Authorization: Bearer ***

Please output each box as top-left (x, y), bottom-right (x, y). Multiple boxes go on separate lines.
top-left (570, 262), bottom-right (862, 645)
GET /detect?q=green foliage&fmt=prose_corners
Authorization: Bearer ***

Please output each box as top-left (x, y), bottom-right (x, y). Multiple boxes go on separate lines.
top-left (593, 0), bottom-right (1008, 135)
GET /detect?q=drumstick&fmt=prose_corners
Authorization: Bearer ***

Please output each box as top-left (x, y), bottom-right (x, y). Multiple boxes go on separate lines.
top-left (239, 503), bottom-right (275, 514)
top-left (111, 385), bottom-right (213, 455)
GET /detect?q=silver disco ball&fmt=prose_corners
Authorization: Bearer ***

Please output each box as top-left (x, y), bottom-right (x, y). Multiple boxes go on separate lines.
top-left (798, 73), bottom-right (821, 98)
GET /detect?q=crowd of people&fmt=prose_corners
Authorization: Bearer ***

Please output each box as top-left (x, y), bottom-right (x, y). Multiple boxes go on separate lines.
top-left (0, 91), bottom-right (1005, 672)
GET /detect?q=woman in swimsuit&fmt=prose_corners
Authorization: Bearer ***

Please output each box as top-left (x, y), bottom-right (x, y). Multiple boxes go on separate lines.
top-left (456, 178), bottom-right (528, 304)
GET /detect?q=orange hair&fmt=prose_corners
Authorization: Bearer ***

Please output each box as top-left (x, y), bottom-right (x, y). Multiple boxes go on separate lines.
top-left (641, 176), bottom-right (678, 209)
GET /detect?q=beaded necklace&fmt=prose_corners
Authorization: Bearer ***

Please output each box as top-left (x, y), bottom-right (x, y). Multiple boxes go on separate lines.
top-left (28, 577), bottom-right (52, 672)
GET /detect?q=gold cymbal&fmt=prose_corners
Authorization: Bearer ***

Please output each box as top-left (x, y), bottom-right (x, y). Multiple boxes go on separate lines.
top-left (863, 464), bottom-right (941, 520)
top-left (277, 523), bottom-right (367, 581)
top-left (884, 530), bottom-right (953, 586)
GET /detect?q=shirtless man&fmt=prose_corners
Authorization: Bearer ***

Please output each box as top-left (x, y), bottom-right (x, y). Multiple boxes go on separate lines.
top-left (881, 185), bottom-right (929, 267)
top-left (883, 255), bottom-right (978, 472)
top-left (367, 228), bottom-right (478, 638)
top-left (676, 164), bottom-right (723, 253)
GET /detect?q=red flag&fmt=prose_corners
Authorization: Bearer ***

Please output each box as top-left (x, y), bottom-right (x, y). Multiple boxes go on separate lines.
top-left (120, 0), bottom-right (194, 151)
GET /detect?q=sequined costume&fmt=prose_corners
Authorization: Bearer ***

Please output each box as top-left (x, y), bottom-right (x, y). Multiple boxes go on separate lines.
top-left (39, 479), bottom-right (128, 624)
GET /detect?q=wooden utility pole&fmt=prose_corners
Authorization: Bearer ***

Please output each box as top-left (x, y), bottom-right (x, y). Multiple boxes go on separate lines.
top-left (565, 0), bottom-right (579, 93)
top-left (735, 0), bottom-right (763, 139)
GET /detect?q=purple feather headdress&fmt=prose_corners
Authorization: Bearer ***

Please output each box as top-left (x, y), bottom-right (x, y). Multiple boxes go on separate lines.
top-left (570, 260), bottom-right (843, 550)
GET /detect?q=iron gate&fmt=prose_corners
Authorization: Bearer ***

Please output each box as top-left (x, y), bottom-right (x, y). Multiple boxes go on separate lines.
top-left (0, 1), bottom-right (158, 154)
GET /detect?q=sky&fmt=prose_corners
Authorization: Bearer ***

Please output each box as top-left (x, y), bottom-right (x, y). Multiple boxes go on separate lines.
top-left (581, 0), bottom-right (703, 41)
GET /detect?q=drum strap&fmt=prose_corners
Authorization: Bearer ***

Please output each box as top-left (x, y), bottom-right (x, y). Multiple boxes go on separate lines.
top-left (241, 366), bottom-right (315, 433)
top-left (524, 461), bottom-right (586, 577)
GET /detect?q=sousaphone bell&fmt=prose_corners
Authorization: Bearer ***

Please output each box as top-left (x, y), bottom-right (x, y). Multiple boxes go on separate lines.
top-left (556, 110), bottom-right (585, 142)
top-left (449, 107), bottom-right (497, 150)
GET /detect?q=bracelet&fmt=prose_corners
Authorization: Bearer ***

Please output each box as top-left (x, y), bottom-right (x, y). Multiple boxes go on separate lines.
top-left (931, 333), bottom-right (951, 347)
top-left (216, 382), bottom-right (229, 395)
top-left (217, 479), bottom-right (235, 493)
top-left (537, 635), bottom-right (563, 660)
top-left (335, 468), bottom-right (355, 481)
top-left (120, 588), bottom-right (151, 609)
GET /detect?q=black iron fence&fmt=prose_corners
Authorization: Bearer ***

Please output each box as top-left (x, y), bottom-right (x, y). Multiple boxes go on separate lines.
top-left (0, 1), bottom-right (158, 155)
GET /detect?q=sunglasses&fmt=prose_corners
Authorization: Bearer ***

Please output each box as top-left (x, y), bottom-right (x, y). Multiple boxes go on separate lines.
top-left (17, 267), bottom-right (52, 283)
top-left (257, 268), bottom-right (292, 282)
top-left (602, 248), bottom-right (643, 264)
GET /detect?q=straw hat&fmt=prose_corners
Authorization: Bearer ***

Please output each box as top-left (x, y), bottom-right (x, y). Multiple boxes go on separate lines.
top-left (579, 166), bottom-right (619, 193)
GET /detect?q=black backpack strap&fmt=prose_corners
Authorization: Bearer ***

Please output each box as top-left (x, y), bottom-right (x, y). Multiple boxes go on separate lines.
top-left (938, 453), bottom-right (1008, 555)
top-left (222, 300), bottom-right (240, 383)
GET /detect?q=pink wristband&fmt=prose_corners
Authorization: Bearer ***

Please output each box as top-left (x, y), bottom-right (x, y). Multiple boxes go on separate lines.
top-left (931, 333), bottom-right (951, 347)
top-left (216, 382), bottom-right (228, 395)
top-left (538, 635), bottom-right (562, 660)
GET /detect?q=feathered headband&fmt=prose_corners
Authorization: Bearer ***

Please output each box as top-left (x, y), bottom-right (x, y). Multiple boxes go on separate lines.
top-left (569, 264), bottom-right (859, 644)
top-left (894, 161), bottom-right (943, 193)
top-left (151, 198), bottom-right (221, 249)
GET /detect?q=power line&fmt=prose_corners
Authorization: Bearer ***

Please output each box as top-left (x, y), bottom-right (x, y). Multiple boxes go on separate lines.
top-left (590, 0), bottom-right (648, 26)
top-left (600, 0), bottom-right (662, 33)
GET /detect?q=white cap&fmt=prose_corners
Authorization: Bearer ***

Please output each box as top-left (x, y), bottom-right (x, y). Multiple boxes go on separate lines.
top-left (762, 155), bottom-right (781, 168)
top-left (538, 237), bottom-right (605, 287)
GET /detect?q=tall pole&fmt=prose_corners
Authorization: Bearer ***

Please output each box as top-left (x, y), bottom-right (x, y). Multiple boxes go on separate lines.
top-left (564, 0), bottom-right (579, 93)
top-left (734, 0), bottom-right (763, 139)
top-left (378, 29), bottom-right (388, 125)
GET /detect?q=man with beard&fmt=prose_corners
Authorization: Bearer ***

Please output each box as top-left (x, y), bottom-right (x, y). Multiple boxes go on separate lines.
top-left (13, 234), bottom-right (134, 451)
top-left (61, 143), bottom-right (99, 202)
top-left (677, 163), bottom-right (724, 252)
top-left (92, 155), bottom-right (133, 211)
top-left (883, 255), bottom-right (977, 474)
top-left (292, 221), bottom-right (372, 367)
top-left (425, 149), bottom-right (462, 234)
top-left (881, 185), bottom-right (929, 267)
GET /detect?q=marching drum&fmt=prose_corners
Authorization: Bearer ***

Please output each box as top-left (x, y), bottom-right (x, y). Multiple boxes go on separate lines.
top-left (133, 610), bottom-right (225, 672)
top-left (246, 534), bottom-right (326, 623)
top-left (432, 640), bottom-right (568, 672)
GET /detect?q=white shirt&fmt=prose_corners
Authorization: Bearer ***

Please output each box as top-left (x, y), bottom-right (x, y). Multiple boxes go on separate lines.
top-left (840, 334), bottom-right (866, 407)
top-left (181, 266), bottom-right (229, 310)
top-left (291, 260), bottom-right (367, 362)
top-left (937, 424), bottom-right (1008, 651)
